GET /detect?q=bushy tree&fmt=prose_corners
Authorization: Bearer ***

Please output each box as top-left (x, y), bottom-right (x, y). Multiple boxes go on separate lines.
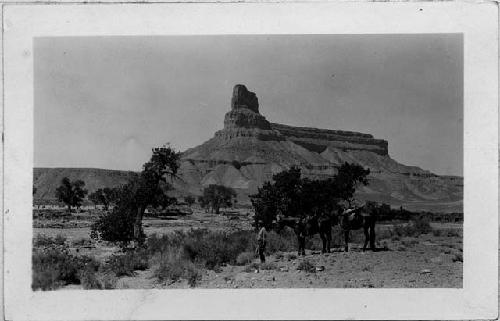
top-left (88, 187), bottom-right (119, 210)
top-left (184, 195), bottom-right (195, 207)
top-left (202, 185), bottom-right (237, 214)
top-left (55, 177), bottom-right (88, 213)
top-left (250, 163), bottom-right (370, 229)
top-left (198, 196), bottom-right (209, 212)
top-left (91, 145), bottom-right (181, 246)
top-left (335, 162), bottom-right (370, 206)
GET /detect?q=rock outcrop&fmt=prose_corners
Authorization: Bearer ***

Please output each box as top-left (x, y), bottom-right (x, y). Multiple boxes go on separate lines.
top-left (231, 84), bottom-right (260, 113)
top-left (176, 85), bottom-right (463, 212)
top-left (33, 85), bottom-right (462, 213)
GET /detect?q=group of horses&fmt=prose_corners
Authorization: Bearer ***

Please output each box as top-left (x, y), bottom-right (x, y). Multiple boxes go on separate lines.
top-left (275, 203), bottom-right (377, 254)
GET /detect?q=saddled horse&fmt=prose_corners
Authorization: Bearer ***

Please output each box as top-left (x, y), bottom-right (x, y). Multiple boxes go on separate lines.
top-left (276, 212), bottom-right (338, 255)
top-left (338, 203), bottom-right (377, 252)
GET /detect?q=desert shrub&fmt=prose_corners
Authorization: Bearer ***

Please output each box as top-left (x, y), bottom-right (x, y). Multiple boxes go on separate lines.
top-left (414, 217), bottom-right (432, 234)
top-left (33, 234), bottom-right (66, 248)
top-left (79, 262), bottom-right (117, 290)
top-left (32, 248), bottom-right (80, 290)
top-left (361, 265), bottom-right (373, 272)
top-left (72, 238), bottom-right (92, 247)
top-left (274, 252), bottom-right (284, 260)
top-left (376, 228), bottom-right (393, 241)
top-left (243, 262), bottom-right (260, 273)
top-left (434, 228), bottom-right (462, 238)
top-left (79, 265), bottom-right (101, 289)
top-left (32, 247), bottom-right (98, 290)
top-left (105, 249), bottom-right (149, 277)
top-left (297, 259), bottom-right (315, 273)
top-left (402, 238), bottom-right (419, 247)
top-left (146, 232), bottom-right (186, 255)
top-left (447, 229), bottom-right (462, 237)
top-left (394, 217), bottom-right (432, 238)
top-left (260, 262), bottom-right (277, 270)
top-left (432, 229), bottom-right (443, 237)
top-left (54, 234), bottom-right (67, 246)
top-left (452, 253), bottom-right (463, 262)
top-left (182, 229), bottom-right (254, 270)
top-left (236, 251), bottom-right (255, 266)
top-left (153, 251), bottom-right (201, 287)
top-left (391, 235), bottom-right (400, 242)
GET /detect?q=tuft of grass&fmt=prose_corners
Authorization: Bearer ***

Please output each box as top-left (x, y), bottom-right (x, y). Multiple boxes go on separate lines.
top-left (401, 238), bottom-right (419, 247)
top-left (32, 246), bottom-right (99, 290)
top-left (259, 262), bottom-right (277, 271)
top-left (182, 229), bottom-right (255, 270)
top-left (152, 250), bottom-right (201, 287)
top-left (452, 253), bottom-right (463, 262)
top-left (105, 249), bottom-right (149, 277)
top-left (33, 234), bottom-right (67, 248)
top-left (393, 217), bottom-right (432, 238)
top-left (72, 238), bottom-right (92, 247)
top-left (433, 228), bottom-right (462, 238)
top-left (361, 265), bottom-right (373, 272)
top-left (297, 259), bottom-right (315, 273)
top-left (243, 262), bottom-right (260, 273)
top-left (236, 251), bottom-right (255, 266)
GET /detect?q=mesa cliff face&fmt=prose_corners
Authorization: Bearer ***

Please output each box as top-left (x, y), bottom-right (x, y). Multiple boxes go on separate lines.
top-left (176, 85), bottom-right (463, 212)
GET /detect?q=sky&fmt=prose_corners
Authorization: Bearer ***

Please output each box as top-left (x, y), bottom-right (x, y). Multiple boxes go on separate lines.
top-left (34, 34), bottom-right (463, 176)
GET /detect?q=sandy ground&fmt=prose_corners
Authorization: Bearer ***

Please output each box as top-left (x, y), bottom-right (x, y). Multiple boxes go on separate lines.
top-left (112, 234), bottom-right (462, 289)
top-left (34, 208), bottom-right (463, 289)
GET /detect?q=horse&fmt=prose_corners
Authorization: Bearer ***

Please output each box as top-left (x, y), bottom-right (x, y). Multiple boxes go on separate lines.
top-left (338, 203), bottom-right (377, 252)
top-left (276, 211), bottom-right (338, 255)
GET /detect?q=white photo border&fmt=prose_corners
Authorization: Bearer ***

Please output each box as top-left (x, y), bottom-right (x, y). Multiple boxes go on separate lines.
top-left (3, 2), bottom-right (498, 320)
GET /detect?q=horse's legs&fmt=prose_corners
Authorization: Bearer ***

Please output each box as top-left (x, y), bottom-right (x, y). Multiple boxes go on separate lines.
top-left (363, 225), bottom-right (369, 252)
top-left (344, 230), bottom-right (349, 252)
top-left (320, 233), bottom-right (327, 254)
top-left (369, 221), bottom-right (376, 251)
top-left (297, 235), bottom-right (302, 256)
top-left (326, 231), bottom-right (331, 253)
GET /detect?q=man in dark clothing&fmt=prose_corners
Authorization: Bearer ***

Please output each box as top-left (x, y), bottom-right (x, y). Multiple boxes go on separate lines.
top-left (296, 217), bottom-right (307, 256)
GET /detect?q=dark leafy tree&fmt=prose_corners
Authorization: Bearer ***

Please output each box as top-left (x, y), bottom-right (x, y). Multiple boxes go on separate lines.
top-left (250, 181), bottom-right (280, 229)
top-left (335, 162), bottom-right (370, 206)
top-left (88, 187), bottom-right (120, 210)
top-left (251, 163), bottom-right (370, 229)
top-left (184, 195), bottom-right (196, 207)
top-left (202, 185), bottom-right (237, 214)
top-left (55, 177), bottom-right (88, 213)
top-left (91, 145), bottom-right (181, 246)
top-left (198, 196), bottom-right (209, 212)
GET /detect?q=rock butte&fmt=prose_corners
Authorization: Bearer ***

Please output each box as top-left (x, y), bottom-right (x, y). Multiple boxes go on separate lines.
top-left (176, 85), bottom-right (463, 212)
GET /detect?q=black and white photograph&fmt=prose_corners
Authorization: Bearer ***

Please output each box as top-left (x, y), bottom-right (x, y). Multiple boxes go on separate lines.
top-left (2, 2), bottom-right (497, 320)
top-left (32, 34), bottom-right (464, 290)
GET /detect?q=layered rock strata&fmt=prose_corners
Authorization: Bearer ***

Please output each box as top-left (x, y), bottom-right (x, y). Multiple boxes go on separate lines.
top-left (176, 85), bottom-right (462, 212)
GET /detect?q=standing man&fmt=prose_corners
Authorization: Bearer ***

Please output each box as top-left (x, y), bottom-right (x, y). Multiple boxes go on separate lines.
top-left (257, 220), bottom-right (267, 263)
top-left (296, 217), bottom-right (307, 256)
